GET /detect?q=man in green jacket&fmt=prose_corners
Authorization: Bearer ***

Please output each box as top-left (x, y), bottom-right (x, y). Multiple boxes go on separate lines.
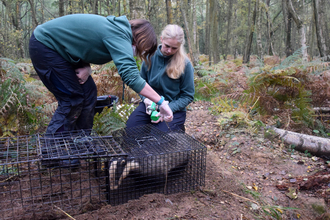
top-left (29, 14), bottom-right (173, 134)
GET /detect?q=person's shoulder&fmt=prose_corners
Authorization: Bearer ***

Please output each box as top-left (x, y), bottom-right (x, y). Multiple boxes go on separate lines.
top-left (106, 15), bottom-right (129, 27)
top-left (184, 57), bottom-right (193, 67)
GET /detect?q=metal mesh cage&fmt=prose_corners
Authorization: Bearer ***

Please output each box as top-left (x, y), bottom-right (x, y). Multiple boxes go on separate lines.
top-left (108, 125), bottom-right (206, 205)
top-left (0, 125), bottom-right (206, 219)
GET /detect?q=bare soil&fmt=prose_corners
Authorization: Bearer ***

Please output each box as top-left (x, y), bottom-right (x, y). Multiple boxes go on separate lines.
top-left (67, 100), bottom-right (330, 220)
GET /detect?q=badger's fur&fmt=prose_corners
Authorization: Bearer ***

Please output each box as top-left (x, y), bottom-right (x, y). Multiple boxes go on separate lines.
top-left (108, 132), bottom-right (191, 190)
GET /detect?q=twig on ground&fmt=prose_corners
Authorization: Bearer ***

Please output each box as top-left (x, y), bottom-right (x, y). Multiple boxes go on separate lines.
top-left (222, 190), bottom-right (259, 205)
top-left (54, 205), bottom-right (76, 220)
top-left (0, 174), bottom-right (19, 183)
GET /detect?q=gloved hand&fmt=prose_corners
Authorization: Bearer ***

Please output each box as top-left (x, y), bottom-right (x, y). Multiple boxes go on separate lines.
top-left (159, 101), bottom-right (173, 122)
top-left (144, 98), bottom-right (153, 115)
top-left (151, 112), bottom-right (163, 124)
top-left (76, 66), bottom-right (92, 84)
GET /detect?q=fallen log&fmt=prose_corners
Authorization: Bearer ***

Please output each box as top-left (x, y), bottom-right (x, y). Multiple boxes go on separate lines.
top-left (269, 127), bottom-right (330, 158)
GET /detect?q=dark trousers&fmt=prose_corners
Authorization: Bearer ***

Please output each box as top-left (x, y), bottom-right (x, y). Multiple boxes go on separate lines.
top-left (29, 33), bottom-right (97, 134)
top-left (126, 102), bottom-right (186, 132)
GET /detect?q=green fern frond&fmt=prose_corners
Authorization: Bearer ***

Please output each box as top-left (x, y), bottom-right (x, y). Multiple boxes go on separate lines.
top-left (93, 103), bottom-right (136, 136)
top-left (211, 97), bottom-right (238, 114)
top-left (273, 46), bottom-right (307, 70)
top-left (0, 58), bottom-right (51, 135)
top-left (243, 49), bottom-right (314, 127)
top-left (196, 69), bottom-right (216, 77)
top-left (93, 106), bottom-right (126, 136)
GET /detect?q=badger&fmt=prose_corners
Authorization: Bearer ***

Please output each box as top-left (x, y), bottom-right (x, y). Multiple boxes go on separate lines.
top-left (108, 132), bottom-right (192, 191)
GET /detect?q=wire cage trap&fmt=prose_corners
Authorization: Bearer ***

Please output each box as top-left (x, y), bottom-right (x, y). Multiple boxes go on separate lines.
top-left (0, 130), bottom-right (127, 219)
top-left (108, 124), bottom-right (207, 205)
top-left (0, 125), bottom-right (206, 219)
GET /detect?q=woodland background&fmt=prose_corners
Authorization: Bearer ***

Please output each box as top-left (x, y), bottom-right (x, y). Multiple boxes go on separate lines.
top-left (0, 0), bottom-right (330, 138)
top-left (1, 1), bottom-right (330, 219)
top-left (0, 0), bottom-right (330, 64)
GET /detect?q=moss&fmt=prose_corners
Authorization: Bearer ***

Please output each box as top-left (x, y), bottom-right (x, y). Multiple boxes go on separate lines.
top-left (312, 203), bottom-right (326, 214)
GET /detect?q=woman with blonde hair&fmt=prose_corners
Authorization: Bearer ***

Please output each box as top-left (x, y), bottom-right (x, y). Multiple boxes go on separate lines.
top-left (126, 24), bottom-right (195, 132)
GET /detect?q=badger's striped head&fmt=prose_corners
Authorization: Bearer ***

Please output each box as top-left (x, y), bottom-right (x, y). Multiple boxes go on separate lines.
top-left (109, 157), bottom-right (139, 190)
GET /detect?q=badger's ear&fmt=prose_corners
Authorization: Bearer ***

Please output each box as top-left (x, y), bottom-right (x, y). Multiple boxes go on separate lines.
top-left (120, 159), bottom-right (126, 165)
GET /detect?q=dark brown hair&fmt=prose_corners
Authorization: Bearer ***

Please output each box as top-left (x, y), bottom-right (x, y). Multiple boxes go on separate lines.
top-left (129, 19), bottom-right (157, 67)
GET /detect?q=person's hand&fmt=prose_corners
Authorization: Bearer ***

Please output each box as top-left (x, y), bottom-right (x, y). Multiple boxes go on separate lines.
top-left (151, 112), bottom-right (163, 124)
top-left (159, 101), bottom-right (173, 122)
top-left (76, 66), bottom-right (92, 84)
top-left (143, 98), bottom-right (153, 115)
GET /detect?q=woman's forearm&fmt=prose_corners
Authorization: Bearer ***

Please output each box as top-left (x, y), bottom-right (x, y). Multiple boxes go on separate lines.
top-left (139, 83), bottom-right (162, 104)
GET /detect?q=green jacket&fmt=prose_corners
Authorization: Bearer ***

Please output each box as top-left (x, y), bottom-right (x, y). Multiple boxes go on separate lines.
top-left (140, 45), bottom-right (195, 112)
top-left (33, 14), bottom-right (145, 93)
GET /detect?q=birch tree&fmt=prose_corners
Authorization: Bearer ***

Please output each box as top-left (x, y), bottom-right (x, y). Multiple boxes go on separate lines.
top-left (312, 0), bottom-right (329, 60)
top-left (287, 0), bottom-right (308, 61)
top-left (256, 0), bottom-right (263, 60)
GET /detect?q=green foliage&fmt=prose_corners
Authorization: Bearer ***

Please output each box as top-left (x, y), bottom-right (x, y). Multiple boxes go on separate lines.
top-left (194, 79), bottom-right (219, 101)
top-left (216, 110), bottom-right (264, 134)
top-left (134, 56), bottom-right (143, 71)
top-left (211, 97), bottom-right (237, 114)
top-left (99, 61), bottom-right (117, 72)
top-left (194, 67), bottom-right (224, 101)
top-left (273, 47), bottom-right (306, 70)
top-left (311, 203), bottom-right (327, 215)
top-left (233, 58), bottom-right (243, 66)
top-left (242, 183), bottom-right (299, 219)
top-left (92, 102), bottom-right (136, 136)
top-left (0, 58), bottom-right (49, 136)
top-left (243, 54), bottom-right (313, 127)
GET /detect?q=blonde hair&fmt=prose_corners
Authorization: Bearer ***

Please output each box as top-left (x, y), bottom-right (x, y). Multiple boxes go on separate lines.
top-left (161, 24), bottom-right (187, 79)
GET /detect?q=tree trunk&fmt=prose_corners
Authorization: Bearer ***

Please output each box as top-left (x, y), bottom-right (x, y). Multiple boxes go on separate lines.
top-left (270, 127), bottom-right (330, 158)
top-left (123, 0), bottom-right (128, 15)
top-left (210, 0), bottom-right (219, 64)
top-left (92, 0), bottom-right (98, 14)
top-left (15, 1), bottom-right (25, 58)
top-left (323, 0), bottom-right (330, 53)
top-left (243, 0), bottom-right (256, 64)
top-left (129, 0), bottom-right (145, 19)
top-left (111, 0), bottom-right (116, 15)
top-left (312, 0), bottom-right (329, 60)
top-left (282, 0), bottom-right (293, 57)
top-left (265, 0), bottom-right (272, 55)
top-left (165, 0), bottom-right (173, 24)
top-left (256, 0), bottom-right (263, 60)
top-left (205, 0), bottom-right (210, 62)
top-left (287, 0), bottom-right (308, 61)
top-left (192, 0), bottom-right (198, 53)
top-left (27, 0), bottom-right (38, 30)
top-left (179, 0), bottom-right (196, 66)
top-left (105, 0), bottom-right (111, 15)
top-left (233, 7), bottom-right (238, 59)
top-left (117, 0), bottom-right (120, 16)
top-left (243, 0), bottom-right (251, 63)
top-left (224, 0), bottom-right (233, 60)
top-left (59, 0), bottom-right (65, 16)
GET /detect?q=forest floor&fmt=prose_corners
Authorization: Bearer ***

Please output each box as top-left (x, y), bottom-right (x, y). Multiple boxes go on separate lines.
top-left (70, 100), bottom-right (330, 220)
